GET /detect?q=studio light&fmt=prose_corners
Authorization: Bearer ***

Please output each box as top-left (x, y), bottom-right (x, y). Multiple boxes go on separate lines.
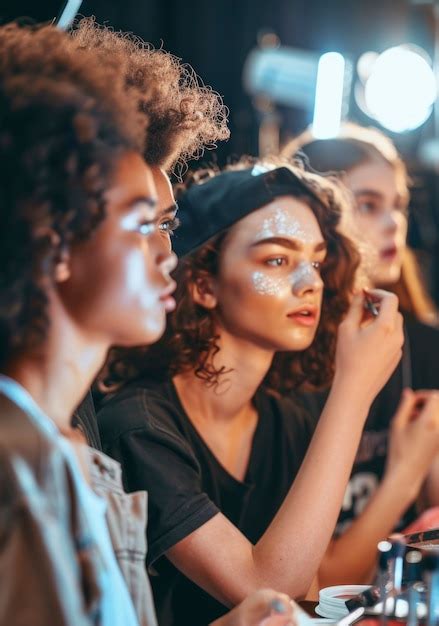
top-left (244, 45), bottom-right (351, 149)
top-left (357, 45), bottom-right (437, 133)
top-left (243, 46), bottom-right (321, 110)
top-left (312, 52), bottom-right (346, 139)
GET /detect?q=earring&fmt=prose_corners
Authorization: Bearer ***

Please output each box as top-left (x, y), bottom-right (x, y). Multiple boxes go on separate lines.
top-left (54, 244), bottom-right (71, 283)
top-left (54, 260), bottom-right (70, 282)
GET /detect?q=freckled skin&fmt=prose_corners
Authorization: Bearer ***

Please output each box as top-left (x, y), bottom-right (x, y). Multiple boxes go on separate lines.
top-left (346, 161), bottom-right (408, 287)
top-left (213, 196), bottom-right (326, 352)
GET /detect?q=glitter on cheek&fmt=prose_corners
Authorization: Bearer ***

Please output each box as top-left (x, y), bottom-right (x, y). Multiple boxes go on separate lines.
top-left (251, 271), bottom-right (289, 296)
top-left (255, 208), bottom-right (315, 242)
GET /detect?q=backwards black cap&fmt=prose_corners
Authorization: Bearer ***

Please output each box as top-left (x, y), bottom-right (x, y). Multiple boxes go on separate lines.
top-left (173, 165), bottom-right (321, 257)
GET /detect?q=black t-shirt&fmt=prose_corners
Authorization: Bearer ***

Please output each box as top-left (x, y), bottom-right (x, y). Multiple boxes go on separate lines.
top-left (98, 380), bottom-right (315, 626)
top-left (297, 315), bottom-right (439, 536)
top-left (72, 390), bottom-right (102, 450)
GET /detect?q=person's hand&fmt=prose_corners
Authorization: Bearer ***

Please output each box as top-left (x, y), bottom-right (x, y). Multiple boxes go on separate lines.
top-left (334, 289), bottom-right (403, 405)
top-left (210, 589), bottom-right (295, 626)
top-left (386, 389), bottom-right (439, 496)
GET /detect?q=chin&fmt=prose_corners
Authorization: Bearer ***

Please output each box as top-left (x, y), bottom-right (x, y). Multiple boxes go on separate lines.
top-left (374, 267), bottom-right (401, 287)
top-left (115, 319), bottom-right (166, 347)
top-left (275, 335), bottom-right (316, 353)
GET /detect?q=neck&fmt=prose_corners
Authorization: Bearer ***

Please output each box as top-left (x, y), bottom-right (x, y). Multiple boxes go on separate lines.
top-left (173, 328), bottom-right (274, 424)
top-left (5, 305), bottom-right (108, 431)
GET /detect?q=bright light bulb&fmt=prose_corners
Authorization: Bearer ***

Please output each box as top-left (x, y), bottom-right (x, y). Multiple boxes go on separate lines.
top-left (364, 45), bottom-right (436, 133)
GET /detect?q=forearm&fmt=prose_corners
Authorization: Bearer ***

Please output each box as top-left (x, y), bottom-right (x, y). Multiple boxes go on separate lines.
top-left (423, 454), bottom-right (439, 507)
top-left (252, 376), bottom-right (372, 597)
top-left (318, 469), bottom-right (420, 586)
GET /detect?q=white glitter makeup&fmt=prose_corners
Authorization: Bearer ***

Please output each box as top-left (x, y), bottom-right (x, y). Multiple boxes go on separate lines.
top-left (255, 207), bottom-right (315, 243)
top-left (252, 262), bottom-right (320, 297)
top-left (252, 271), bottom-right (287, 296)
top-left (290, 262), bottom-right (318, 286)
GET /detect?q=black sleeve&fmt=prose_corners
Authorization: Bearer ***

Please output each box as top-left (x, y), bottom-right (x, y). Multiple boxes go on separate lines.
top-left (406, 317), bottom-right (439, 390)
top-left (99, 391), bottom-right (219, 567)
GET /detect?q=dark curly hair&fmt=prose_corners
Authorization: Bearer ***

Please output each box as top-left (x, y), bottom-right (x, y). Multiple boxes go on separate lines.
top-left (0, 22), bottom-right (148, 369)
top-left (104, 157), bottom-right (361, 393)
top-left (70, 18), bottom-right (230, 176)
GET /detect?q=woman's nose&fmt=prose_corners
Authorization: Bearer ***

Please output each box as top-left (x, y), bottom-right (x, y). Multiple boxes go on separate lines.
top-left (161, 250), bottom-right (178, 276)
top-left (381, 209), bottom-right (398, 234)
top-left (291, 262), bottom-right (323, 296)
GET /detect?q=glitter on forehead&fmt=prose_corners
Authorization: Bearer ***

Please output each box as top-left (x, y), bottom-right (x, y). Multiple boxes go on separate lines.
top-left (255, 208), bottom-right (315, 243)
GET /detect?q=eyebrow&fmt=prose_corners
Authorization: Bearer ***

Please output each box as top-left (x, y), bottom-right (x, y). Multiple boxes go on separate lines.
top-left (250, 236), bottom-right (327, 253)
top-left (353, 189), bottom-right (384, 199)
top-left (158, 203), bottom-right (178, 218)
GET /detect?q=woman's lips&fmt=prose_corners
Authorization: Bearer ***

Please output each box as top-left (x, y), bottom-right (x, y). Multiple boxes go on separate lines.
top-left (160, 280), bottom-right (177, 312)
top-left (380, 245), bottom-right (398, 261)
top-left (287, 306), bottom-right (318, 327)
top-left (162, 296), bottom-right (176, 312)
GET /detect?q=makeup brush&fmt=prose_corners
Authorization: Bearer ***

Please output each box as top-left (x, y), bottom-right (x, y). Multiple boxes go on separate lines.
top-left (363, 289), bottom-right (380, 317)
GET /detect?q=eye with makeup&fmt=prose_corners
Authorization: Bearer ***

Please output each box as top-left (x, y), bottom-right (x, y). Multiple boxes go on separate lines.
top-left (311, 260), bottom-right (323, 271)
top-left (159, 215), bottom-right (180, 236)
top-left (356, 195), bottom-right (408, 217)
top-left (265, 256), bottom-right (288, 268)
top-left (264, 256), bottom-right (324, 272)
top-left (136, 215), bottom-right (180, 238)
top-left (355, 197), bottom-right (381, 216)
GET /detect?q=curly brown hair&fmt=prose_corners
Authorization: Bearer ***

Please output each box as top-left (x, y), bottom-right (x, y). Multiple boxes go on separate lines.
top-left (0, 22), bottom-right (147, 369)
top-left (71, 18), bottom-right (230, 176)
top-left (104, 157), bottom-right (361, 393)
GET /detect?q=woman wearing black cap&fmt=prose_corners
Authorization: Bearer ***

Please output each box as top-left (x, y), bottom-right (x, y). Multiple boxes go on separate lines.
top-left (98, 159), bottom-right (404, 626)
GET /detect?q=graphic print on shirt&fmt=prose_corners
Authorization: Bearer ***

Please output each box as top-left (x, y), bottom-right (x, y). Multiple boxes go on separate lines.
top-left (335, 429), bottom-right (387, 535)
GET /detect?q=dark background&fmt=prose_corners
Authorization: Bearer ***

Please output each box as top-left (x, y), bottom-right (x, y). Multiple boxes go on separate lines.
top-left (2, 0), bottom-right (439, 300)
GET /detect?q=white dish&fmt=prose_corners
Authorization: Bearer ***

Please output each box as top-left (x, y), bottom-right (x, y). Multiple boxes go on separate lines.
top-left (316, 585), bottom-right (371, 619)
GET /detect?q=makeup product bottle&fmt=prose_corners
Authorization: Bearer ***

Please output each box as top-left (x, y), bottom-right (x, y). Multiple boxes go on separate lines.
top-left (423, 552), bottom-right (439, 626)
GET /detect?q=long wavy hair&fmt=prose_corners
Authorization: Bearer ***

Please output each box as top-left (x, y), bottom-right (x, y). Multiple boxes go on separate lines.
top-left (104, 157), bottom-right (361, 393)
top-left (282, 123), bottom-right (437, 325)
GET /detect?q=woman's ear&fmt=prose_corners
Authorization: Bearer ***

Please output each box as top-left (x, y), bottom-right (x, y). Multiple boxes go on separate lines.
top-left (35, 226), bottom-right (71, 283)
top-left (190, 274), bottom-right (218, 310)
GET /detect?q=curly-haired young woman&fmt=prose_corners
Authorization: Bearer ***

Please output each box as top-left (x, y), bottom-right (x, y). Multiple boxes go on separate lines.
top-left (0, 19), bottom-right (168, 626)
top-left (98, 158), bottom-right (404, 626)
